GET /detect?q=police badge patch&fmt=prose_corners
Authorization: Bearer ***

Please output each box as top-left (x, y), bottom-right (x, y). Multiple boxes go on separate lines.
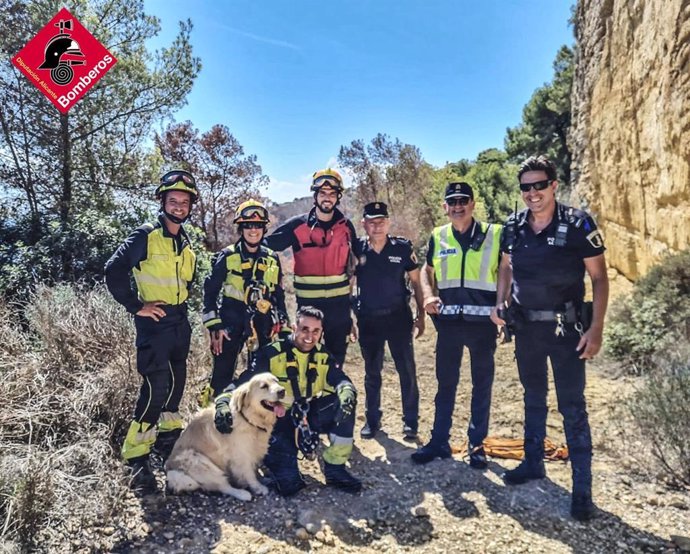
top-left (586, 230), bottom-right (604, 249)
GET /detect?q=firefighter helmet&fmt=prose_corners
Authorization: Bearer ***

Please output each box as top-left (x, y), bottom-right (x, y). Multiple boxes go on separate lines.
top-left (311, 168), bottom-right (344, 193)
top-left (233, 200), bottom-right (269, 225)
top-left (155, 170), bottom-right (199, 202)
top-left (39, 35), bottom-right (84, 69)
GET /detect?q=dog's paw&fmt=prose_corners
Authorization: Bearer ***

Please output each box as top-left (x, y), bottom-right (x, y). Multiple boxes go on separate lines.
top-left (232, 489), bottom-right (253, 502)
top-left (251, 483), bottom-right (269, 496)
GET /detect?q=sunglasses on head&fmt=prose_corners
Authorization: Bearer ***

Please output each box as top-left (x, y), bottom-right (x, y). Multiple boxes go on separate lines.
top-left (239, 206), bottom-right (268, 220)
top-left (519, 179), bottom-right (552, 193)
top-left (446, 196), bottom-right (471, 206)
top-left (313, 176), bottom-right (341, 188)
top-left (240, 222), bottom-right (266, 230)
top-left (161, 170), bottom-right (196, 187)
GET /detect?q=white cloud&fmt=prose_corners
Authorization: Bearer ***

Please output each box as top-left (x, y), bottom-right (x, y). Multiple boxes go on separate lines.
top-left (265, 175), bottom-right (310, 203)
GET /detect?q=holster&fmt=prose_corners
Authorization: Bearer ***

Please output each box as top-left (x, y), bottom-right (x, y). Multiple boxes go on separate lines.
top-left (578, 301), bottom-right (593, 332)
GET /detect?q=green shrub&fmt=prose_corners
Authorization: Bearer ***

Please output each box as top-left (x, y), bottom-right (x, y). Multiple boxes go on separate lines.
top-left (605, 249), bottom-right (690, 372)
top-left (626, 347), bottom-right (690, 486)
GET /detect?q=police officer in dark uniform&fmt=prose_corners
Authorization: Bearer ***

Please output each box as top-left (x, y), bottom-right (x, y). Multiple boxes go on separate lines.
top-left (353, 202), bottom-right (425, 440)
top-left (491, 155), bottom-right (609, 521)
top-left (412, 182), bottom-right (501, 469)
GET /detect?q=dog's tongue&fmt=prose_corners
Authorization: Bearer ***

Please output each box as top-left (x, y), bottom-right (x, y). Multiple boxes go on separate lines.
top-left (274, 404), bottom-right (286, 418)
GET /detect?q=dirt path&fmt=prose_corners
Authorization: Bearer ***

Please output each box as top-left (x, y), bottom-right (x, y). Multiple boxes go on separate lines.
top-left (106, 324), bottom-right (689, 554)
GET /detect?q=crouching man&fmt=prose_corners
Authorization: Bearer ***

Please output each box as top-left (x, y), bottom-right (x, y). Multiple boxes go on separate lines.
top-left (214, 306), bottom-right (362, 496)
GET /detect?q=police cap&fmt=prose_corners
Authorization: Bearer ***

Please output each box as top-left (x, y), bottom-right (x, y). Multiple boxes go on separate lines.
top-left (445, 182), bottom-right (474, 200)
top-left (363, 201), bottom-right (389, 219)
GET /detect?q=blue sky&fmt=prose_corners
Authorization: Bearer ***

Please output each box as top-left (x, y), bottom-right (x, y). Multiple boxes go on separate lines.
top-left (145, 1), bottom-right (574, 202)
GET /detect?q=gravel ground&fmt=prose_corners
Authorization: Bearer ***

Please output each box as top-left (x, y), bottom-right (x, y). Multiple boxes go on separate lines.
top-left (95, 327), bottom-right (690, 554)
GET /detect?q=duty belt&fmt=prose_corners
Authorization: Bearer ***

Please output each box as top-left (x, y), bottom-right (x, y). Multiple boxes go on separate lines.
top-left (439, 304), bottom-right (493, 317)
top-left (522, 302), bottom-right (578, 323)
top-left (359, 304), bottom-right (407, 318)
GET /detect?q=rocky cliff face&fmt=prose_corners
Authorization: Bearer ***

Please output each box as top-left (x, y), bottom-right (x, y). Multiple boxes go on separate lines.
top-left (570, 0), bottom-right (690, 279)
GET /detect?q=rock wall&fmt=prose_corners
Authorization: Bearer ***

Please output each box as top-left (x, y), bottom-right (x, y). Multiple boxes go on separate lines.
top-left (570, 0), bottom-right (690, 279)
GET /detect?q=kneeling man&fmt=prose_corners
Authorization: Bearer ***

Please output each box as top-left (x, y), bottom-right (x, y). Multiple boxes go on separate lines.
top-left (214, 306), bottom-right (362, 496)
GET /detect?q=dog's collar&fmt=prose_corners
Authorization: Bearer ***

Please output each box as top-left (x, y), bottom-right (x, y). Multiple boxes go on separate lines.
top-left (238, 409), bottom-right (269, 433)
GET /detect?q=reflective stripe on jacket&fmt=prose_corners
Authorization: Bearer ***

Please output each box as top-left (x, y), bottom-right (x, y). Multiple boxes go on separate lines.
top-left (268, 342), bottom-right (334, 408)
top-left (221, 244), bottom-right (280, 301)
top-left (292, 217), bottom-right (352, 299)
top-left (431, 221), bottom-right (500, 319)
top-left (133, 223), bottom-right (196, 305)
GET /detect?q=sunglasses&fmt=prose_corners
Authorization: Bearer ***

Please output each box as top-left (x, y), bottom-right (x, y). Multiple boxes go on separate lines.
top-left (446, 196), bottom-right (471, 206)
top-left (161, 170), bottom-right (196, 187)
top-left (240, 222), bottom-right (266, 230)
top-left (239, 206), bottom-right (268, 221)
top-left (519, 179), bottom-right (552, 192)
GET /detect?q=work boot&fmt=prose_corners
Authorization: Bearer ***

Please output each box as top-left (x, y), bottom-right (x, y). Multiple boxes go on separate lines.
top-left (360, 421), bottom-right (379, 440)
top-left (402, 424), bottom-right (418, 441)
top-left (324, 462), bottom-right (362, 493)
top-left (127, 456), bottom-right (158, 494)
top-left (571, 491), bottom-right (595, 521)
top-left (502, 459), bottom-right (545, 485)
top-left (264, 454), bottom-right (305, 497)
top-left (468, 443), bottom-right (488, 470)
top-left (152, 429), bottom-right (181, 462)
top-left (410, 442), bottom-right (452, 465)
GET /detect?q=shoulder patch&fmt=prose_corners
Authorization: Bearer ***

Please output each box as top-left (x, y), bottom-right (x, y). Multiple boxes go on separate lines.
top-left (586, 229), bottom-right (605, 249)
top-left (137, 222), bottom-right (156, 233)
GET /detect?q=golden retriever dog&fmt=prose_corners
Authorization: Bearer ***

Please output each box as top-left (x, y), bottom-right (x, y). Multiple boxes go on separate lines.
top-left (166, 373), bottom-right (286, 501)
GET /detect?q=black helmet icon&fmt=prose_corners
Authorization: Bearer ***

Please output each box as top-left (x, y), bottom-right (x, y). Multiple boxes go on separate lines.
top-left (38, 19), bottom-right (85, 86)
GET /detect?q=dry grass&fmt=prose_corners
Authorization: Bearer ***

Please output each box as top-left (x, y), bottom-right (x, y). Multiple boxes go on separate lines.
top-left (0, 284), bottom-right (210, 552)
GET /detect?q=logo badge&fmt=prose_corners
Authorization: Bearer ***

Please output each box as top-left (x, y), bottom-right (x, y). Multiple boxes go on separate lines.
top-left (12, 8), bottom-right (117, 113)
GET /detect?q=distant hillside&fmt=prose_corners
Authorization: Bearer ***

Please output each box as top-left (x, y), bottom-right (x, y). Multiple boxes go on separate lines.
top-left (268, 195), bottom-right (360, 230)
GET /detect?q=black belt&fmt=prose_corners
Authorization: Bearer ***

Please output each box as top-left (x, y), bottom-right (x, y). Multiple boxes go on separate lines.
top-left (522, 302), bottom-right (578, 323)
top-left (358, 304), bottom-right (407, 318)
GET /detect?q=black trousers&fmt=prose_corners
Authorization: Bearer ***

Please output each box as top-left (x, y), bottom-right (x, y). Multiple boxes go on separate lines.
top-left (297, 296), bottom-right (352, 367)
top-left (265, 394), bottom-right (355, 467)
top-left (514, 321), bottom-right (592, 489)
top-left (133, 309), bottom-right (191, 425)
top-left (357, 307), bottom-right (419, 429)
top-left (430, 318), bottom-right (496, 447)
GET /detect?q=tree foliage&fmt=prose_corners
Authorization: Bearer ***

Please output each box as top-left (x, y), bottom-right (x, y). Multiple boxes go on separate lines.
top-left (338, 133), bottom-right (435, 244)
top-left (505, 45), bottom-right (573, 188)
top-left (0, 0), bottom-right (201, 297)
top-left (156, 121), bottom-right (269, 251)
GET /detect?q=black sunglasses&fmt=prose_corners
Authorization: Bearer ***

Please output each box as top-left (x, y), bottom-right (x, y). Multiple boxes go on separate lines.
top-left (446, 197), bottom-right (471, 206)
top-left (519, 179), bottom-right (552, 192)
top-left (239, 222), bottom-right (266, 230)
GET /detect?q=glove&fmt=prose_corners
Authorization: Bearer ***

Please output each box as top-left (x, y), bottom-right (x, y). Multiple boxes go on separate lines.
top-left (214, 393), bottom-right (234, 434)
top-left (334, 382), bottom-right (357, 425)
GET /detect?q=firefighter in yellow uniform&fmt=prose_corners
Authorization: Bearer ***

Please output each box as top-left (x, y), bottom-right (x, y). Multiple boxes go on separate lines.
top-left (214, 306), bottom-right (361, 496)
top-left (199, 200), bottom-right (288, 407)
top-left (412, 182), bottom-right (501, 468)
top-left (105, 170), bottom-right (198, 493)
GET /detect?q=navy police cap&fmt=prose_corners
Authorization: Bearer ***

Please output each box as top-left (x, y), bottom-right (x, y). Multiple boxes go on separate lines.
top-left (445, 182), bottom-right (474, 200)
top-left (363, 201), bottom-right (389, 219)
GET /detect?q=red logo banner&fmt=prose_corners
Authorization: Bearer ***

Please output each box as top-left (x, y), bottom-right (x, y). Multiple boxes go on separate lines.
top-left (11, 7), bottom-right (117, 114)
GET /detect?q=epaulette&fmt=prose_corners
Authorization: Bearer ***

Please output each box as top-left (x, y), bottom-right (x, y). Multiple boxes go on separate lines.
top-left (560, 205), bottom-right (590, 229)
top-left (389, 235), bottom-right (411, 246)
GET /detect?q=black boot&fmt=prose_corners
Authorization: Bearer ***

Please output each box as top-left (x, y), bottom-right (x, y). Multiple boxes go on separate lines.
top-left (152, 429), bottom-right (182, 462)
top-left (468, 443), bottom-right (488, 470)
top-left (410, 442), bottom-right (451, 464)
top-left (571, 464), bottom-right (594, 521)
top-left (127, 456), bottom-right (158, 494)
top-left (360, 421), bottom-right (379, 439)
top-left (502, 459), bottom-right (545, 485)
top-left (571, 491), bottom-right (595, 521)
top-left (264, 453), bottom-right (305, 497)
top-left (324, 462), bottom-right (362, 493)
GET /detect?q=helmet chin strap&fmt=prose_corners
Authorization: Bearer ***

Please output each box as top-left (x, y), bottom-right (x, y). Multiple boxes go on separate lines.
top-left (161, 208), bottom-right (189, 225)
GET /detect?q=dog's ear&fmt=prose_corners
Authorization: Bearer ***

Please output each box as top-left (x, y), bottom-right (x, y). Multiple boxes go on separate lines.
top-left (231, 386), bottom-right (248, 412)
